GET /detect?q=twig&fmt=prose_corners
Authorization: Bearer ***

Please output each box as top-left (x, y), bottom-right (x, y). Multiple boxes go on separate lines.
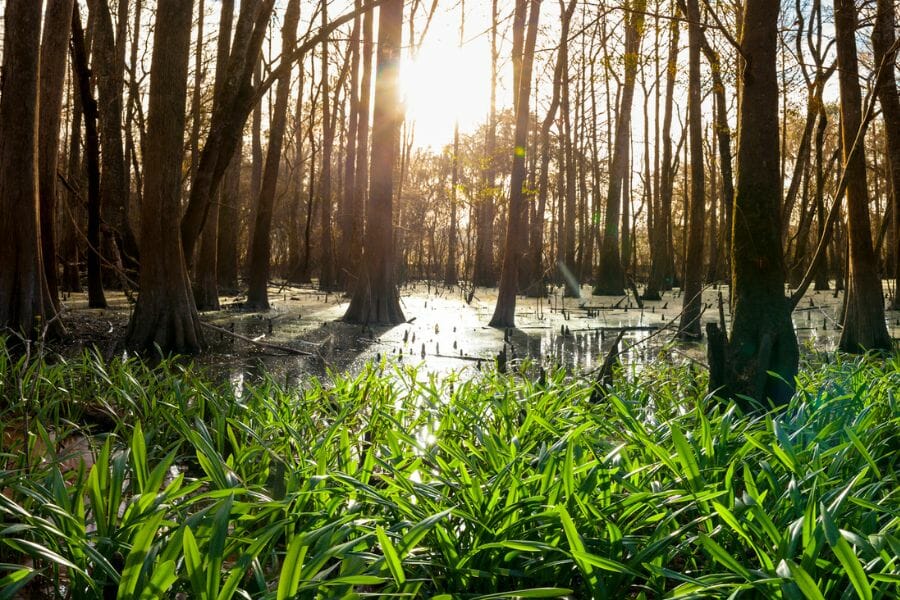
top-left (200, 321), bottom-right (314, 356)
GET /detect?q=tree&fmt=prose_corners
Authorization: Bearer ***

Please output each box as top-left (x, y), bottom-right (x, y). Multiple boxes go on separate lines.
top-left (677, 0), bottom-right (705, 339)
top-left (0, 0), bottom-right (62, 339)
top-left (489, 0), bottom-right (541, 328)
top-left (318, 0), bottom-right (338, 291)
top-left (246, 0), bottom-right (301, 309)
top-left (339, 4), bottom-right (362, 288)
top-left (473, 0), bottom-right (499, 288)
top-left (181, 0), bottom-right (276, 264)
top-left (559, 0), bottom-right (579, 298)
top-left (38, 0), bottom-right (77, 308)
top-left (707, 0), bottom-right (798, 407)
top-left (195, 0), bottom-right (236, 310)
top-left (871, 0), bottom-right (900, 309)
top-left (87, 0), bottom-right (139, 272)
top-left (527, 0), bottom-right (576, 297)
top-left (125, 0), bottom-right (203, 353)
top-left (833, 0), bottom-right (890, 352)
top-left (644, 8), bottom-right (679, 300)
top-left (70, 3), bottom-right (107, 309)
top-left (343, 0), bottom-right (406, 324)
top-left (593, 0), bottom-right (646, 296)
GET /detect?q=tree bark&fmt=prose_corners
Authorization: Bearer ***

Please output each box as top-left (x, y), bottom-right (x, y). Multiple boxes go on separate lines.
top-left (195, 0), bottom-right (236, 310)
top-left (71, 4), bottom-right (108, 309)
top-left (833, 0), bottom-right (890, 352)
top-left (61, 74), bottom-right (84, 294)
top-left (678, 0), bottom-right (705, 339)
top-left (126, 0), bottom-right (203, 354)
top-left (0, 0), bottom-right (63, 339)
top-left (871, 0), bottom-right (900, 309)
top-left (473, 0), bottom-right (499, 288)
top-left (594, 0), bottom-right (646, 296)
top-left (318, 0), bottom-right (337, 291)
top-left (217, 144), bottom-right (242, 291)
top-left (707, 0), bottom-right (798, 408)
top-left (527, 0), bottom-right (575, 297)
top-left (339, 7), bottom-right (361, 289)
top-left (181, 0), bottom-right (275, 263)
top-left (246, 0), bottom-right (301, 310)
top-left (343, 0), bottom-right (406, 324)
top-left (560, 0), bottom-right (579, 298)
top-left (489, 0), bottom-right (541, 328)
top-left (87, 0), bottom-right (138, 273)
top-left (341, 5), bottom-right (374, 290)
top-left (38, 0), bottom-right (76, 310)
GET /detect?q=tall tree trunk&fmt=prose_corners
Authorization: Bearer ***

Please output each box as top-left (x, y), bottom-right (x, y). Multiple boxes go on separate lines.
top-left (706, 123), bottom-right (719, 283)
top-left (71, 4), bottom-right (108, 309)
top-left (560, 1), bottom-right (579, 298)
top-left (678, 0), bottom-right (705, 339)
top-left (473, 0), bottom-right (499, 287)
top-left (318, 1), bottom-right (337, 291)
top-left (123, 0), bottom-right (143, 224)
top-left (190, 0), bottom-right (206, 185)
top-left (217, 144), bottom-right (242, 291)
top-left (489, 0), bottom-right (541, 328)
top-left (594, 0), bottom-right (646, 296)
top-left (344, 0), bottom-right (406, 324)
top-left (0, 0), bottom-right (63, 338)
top-left (246, 0), bottom-right (301, 309)
top-left (195, 0), bottom-right (236, 310)
top-left (527, 0), bottom-right (575, 297)
top-left (38, 0), bottom-right (76, 310)
top-left (87, 0), bottom-right (138, 272)
top-left (446, 124), bottom-right (460, 285)
top-left (62, 75), bottom-right (84, 294)
top-left (707, 0), bottom-right (798, 408)
top-left (871, 0), bottom-right (900, 309)
top-left (339, 7), bottom-right (361, 289)
top-left (643, 5), bottom-right (665, 301)
top-left (180, 0), bottom-right (275, 263)
top-left (834, 0), bottom-right (890, 351)
top-left (345, 5), bottom-right (374, 290)
top-left (126, 0), bottom-right (203, 354)
top-left (812, 107), bottom-right (831, 290)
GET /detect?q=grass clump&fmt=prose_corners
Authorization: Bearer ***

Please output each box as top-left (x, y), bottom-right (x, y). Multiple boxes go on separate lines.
top-left (0, 340), bottom-right (898, 598)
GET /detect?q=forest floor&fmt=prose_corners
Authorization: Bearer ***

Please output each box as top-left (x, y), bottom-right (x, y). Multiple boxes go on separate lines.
top-left (54, 280), bottom-right (900, 386)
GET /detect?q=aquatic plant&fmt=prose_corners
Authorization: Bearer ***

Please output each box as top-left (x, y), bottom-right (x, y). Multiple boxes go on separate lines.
top-left (0, 340), bottom-right (897, 598)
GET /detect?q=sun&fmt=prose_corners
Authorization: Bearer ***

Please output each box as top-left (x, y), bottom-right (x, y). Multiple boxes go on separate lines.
top-left (399, 35), bottom-right (492, 151)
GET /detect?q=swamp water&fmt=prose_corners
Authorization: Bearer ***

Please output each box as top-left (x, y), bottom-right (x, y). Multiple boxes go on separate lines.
top-left (58, 281), bottom-right (900, 388)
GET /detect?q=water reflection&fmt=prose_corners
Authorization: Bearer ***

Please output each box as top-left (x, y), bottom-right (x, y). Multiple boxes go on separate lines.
top-left (196, 281), bottom-right (895, 387)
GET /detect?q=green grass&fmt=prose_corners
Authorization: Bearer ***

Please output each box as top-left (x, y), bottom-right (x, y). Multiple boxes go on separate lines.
top-left (0, 340), bottom-right (898, 599)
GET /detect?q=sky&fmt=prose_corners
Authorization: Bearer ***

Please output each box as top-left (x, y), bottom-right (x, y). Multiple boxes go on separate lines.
top-left (400, 1), bottom-right (499, 150)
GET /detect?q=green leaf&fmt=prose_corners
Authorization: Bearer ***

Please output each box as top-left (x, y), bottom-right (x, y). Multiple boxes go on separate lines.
top-left (377, 525), bottom-right (406, 586)
top-left (206, 493), bottom-right (234, 599)
top-left (697, 534), bottom-right (751, 580)
top-left (277, 534), bottom-right (308, 600)
top-left (182, 527), bottom-right (206, 598)
top-left (472, 588), bottom-right (574, 599)
top-left (558, 506), bottom-right (599, 591)
top-left (138, 560), bottom-right (178, 600)
top-left (844, 427), bottom-right (882, 479)
top-left (670, 423), bottom-right (702, 490)
top-left (784, 560), bottom-right (825, 600)
top-left (0, 568), bottom-right (36, 600)
top-left (571, 550), bottom-right (637, 576)
top-left (117, 511), bottom-right (165, 600)
top-left (131, 422), bottom-right (148, 491)
top-left (821, 504), bottom-right (871, 600)
top-left (398, 508), bottom-right (452, 557)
